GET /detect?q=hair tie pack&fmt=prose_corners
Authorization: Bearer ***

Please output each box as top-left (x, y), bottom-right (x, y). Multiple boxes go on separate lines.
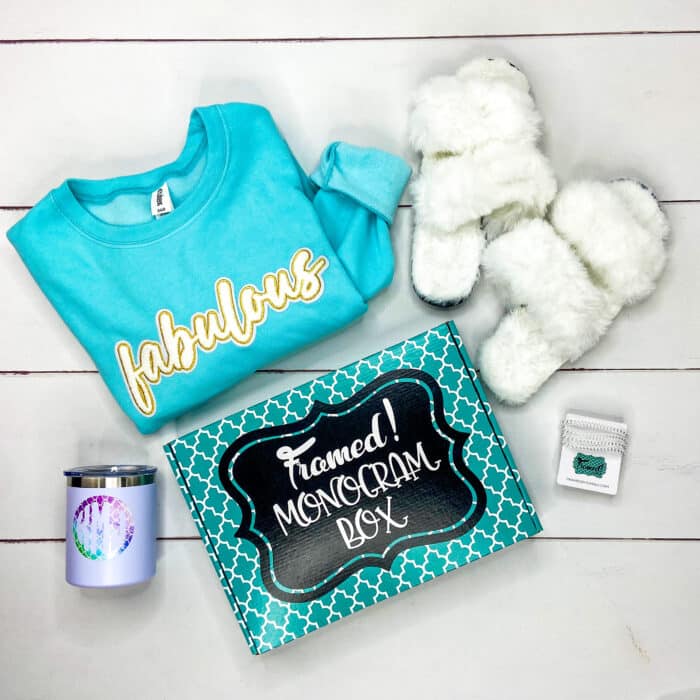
top-left (556, 412), bottom-right (628, 495)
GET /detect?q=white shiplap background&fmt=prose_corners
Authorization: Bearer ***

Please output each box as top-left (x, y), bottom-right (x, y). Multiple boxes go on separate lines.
top-left (1, 3), bottom-right (699, 699)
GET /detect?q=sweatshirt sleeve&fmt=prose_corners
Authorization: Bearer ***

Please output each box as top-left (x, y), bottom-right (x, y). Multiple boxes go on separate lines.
top-left (309, 142), bottom-right (411, 301)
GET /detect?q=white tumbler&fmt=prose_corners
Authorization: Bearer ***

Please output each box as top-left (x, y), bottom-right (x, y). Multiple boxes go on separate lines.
top-left (64, 465), bottom-right (157, 588)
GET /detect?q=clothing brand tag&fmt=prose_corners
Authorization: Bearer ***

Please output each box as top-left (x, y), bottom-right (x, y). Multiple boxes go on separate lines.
top-left (150, 182), bottom-right (174, 218)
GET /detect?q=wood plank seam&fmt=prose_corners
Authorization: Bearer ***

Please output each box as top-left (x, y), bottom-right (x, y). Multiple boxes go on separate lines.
top-left (2, 368), bottom-right (700, 375)
top-left (3, 201), bottom-right (698, 211)
top-left (2, 30), bottom-right (700, 44)
top-left (3, 536), bottom-right (698, 543)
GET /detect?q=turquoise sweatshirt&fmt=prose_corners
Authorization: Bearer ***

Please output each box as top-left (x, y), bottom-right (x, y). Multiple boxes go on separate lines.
top-left (7, 103), bottom-right (411, 433)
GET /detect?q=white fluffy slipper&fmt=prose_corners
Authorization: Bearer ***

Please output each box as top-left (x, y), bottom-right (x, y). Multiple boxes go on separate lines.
top-left (478, 179), bottom-right (669, 405)
top-left (409, 57), bottom-right (556, 307)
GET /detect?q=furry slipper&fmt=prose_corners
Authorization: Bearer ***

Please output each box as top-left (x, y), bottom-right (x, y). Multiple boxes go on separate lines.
top-left (478, 179), bottom-right (669, 404)
top-left (409, 57), bottom-right (557, 307)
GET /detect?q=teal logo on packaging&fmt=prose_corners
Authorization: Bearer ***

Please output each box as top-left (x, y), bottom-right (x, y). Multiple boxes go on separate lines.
top-left (218, 369), bottom-right (487, 603)
top-left (573, 453), bottom-right (607, 478)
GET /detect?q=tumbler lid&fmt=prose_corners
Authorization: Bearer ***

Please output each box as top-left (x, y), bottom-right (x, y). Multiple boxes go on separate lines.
top-left (64, 465), bottom-right (157, 488)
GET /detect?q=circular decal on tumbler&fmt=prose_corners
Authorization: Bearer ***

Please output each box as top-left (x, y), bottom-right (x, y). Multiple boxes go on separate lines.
top-left (72, 495), bottom-right (135, 560)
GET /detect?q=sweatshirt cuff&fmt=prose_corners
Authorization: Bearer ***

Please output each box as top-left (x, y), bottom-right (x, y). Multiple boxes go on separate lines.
top-left (310, 142), bottom-right (411, 225)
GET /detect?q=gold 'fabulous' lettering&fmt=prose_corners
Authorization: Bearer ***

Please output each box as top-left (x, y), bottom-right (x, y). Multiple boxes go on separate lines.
top-left (115, 247), bottom-right (329, 416)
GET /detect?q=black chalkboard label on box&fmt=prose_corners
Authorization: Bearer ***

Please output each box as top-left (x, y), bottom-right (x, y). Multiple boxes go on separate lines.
top-left (218, 369), bottom-right (487, 602)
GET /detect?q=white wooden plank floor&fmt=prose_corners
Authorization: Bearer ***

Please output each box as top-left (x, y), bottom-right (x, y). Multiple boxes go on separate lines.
top-left (1, 4), bottom-right (699, 699)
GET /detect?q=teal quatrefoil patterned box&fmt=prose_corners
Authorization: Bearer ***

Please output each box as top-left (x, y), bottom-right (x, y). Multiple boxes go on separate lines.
top-left (164, 321), bottom-right (542, 654)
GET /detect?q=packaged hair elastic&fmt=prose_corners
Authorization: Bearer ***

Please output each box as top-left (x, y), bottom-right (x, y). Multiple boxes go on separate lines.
top-left (556, 412), bottom-right (628, 495)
